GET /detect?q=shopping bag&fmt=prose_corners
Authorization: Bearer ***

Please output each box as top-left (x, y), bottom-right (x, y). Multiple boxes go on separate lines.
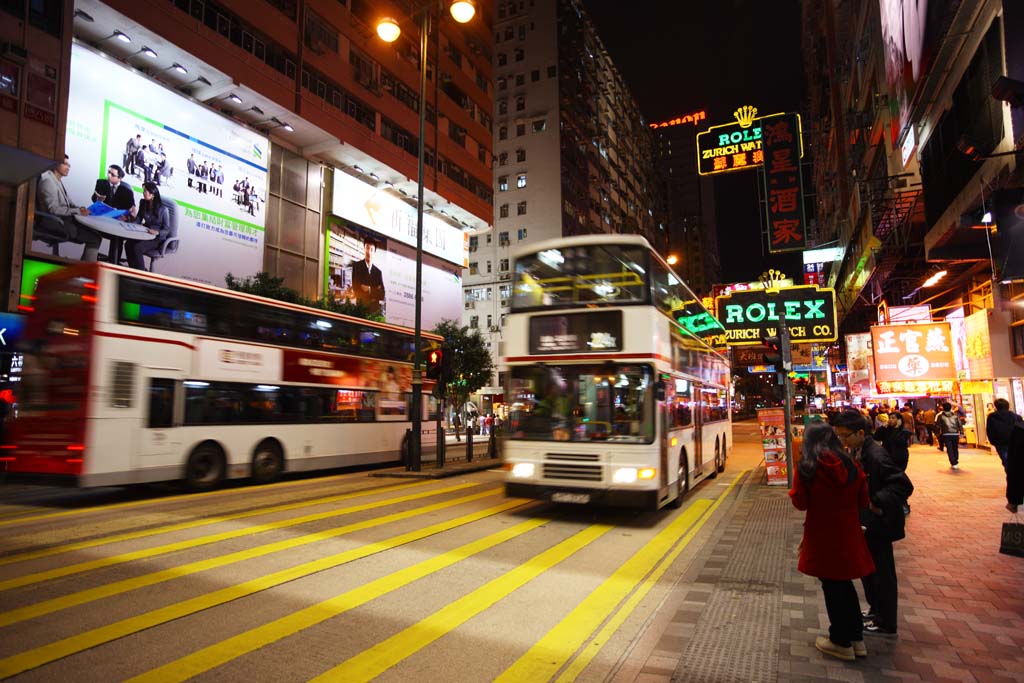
top-left (1000, 518), bottom-right (1024, 557)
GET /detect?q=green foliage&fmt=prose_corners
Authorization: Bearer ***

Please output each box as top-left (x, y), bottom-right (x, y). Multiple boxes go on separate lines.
top-left (224, 272), bottom-right (384, 322)
top-left (432, 319), bottom-right (495, 416)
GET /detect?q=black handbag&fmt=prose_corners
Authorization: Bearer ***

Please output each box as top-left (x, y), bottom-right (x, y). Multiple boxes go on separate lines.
top-left (999, 516), bottom-right (1024, 557)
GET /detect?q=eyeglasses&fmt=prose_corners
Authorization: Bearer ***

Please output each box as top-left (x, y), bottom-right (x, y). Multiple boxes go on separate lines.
top-left (833, 430), bottom-right (858, 441)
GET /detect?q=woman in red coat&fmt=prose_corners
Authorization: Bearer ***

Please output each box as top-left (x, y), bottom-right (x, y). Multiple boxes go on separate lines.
top-left (790, 423), bottom-right (876, 661)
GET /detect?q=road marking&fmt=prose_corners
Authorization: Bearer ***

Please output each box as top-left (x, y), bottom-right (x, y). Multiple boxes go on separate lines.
top-left (0, 483), bottom-right (482, 627)
top-left (0, 490), bottom-right (519, 679)
top-left (0, 481), bottom-right (468, 593)
top-left (314, 523), bottom-right (614, 683)
top-left (494, 479), bottom-right (741, 683)
top-left (0, 469), bottom-right (375, 529)
top-left (127, 513), bottom-right (551, 683)
top-left (0, 480), bottom-right (432, 569)
top-left (554, 471), bottom-right (748, 682)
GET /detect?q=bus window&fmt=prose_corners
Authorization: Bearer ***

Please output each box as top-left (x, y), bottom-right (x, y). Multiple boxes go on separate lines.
top-left (669, 380), bottom-right (693, 428)
top-left (147, 379), bottom-right (175, 428)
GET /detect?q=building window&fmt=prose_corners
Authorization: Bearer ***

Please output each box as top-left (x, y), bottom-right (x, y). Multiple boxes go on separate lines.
top-left (500, 314), bottom-right (507, 326)
top-left (476, 72), bottom-right (488, 91)
top-left (516, 123), bottom-right (526, 136)
top-left (516, 148), bottom-right (526, 162)
top-left (498, 99), bottom-right (508, 115)
top-left (531, 69), bottom-right (540, 82)
top-left (470, 315), bottom-right (479, 328)
top-left (486, 261), bottom-right (492, 273)
top-left (515, 95), bottom-right (525, 111)
top-left (514, 48), bottom-right (524, 62)
top-left (517, 201), bottom-right (527, 216)
top-left (498, 53), bottom-right (507, 66)
top-left (532, 118), bottom-right (546, 132)
top-left (469, 262), bottom-right (479, 274)
top-left (449, 121), bottom-right (466, 146)
top-left (518, 24), bottom-right (527, 40)
top-left (499, 231), bottom-right (510, 245)
top-left (499, 203), bottom-right (509, 217)
top-left (498, 77), bottom-right (507, 90)
top-left (516, 173), bottom-right (527, 188)
top-left (515, 73), bottom-right (525, 87)
top-left (498, 175), bottom-right (508, 191)
top-left (499, 258), bottom-right (509, 271)
top-left (500, 284), bottom-right (512, 300)
top-left (478, 145), bottom-right (486, 163)
top-left (487, 232), bottom-right (493, 243)
top-left (499, 126), bottom-right (508, 140)
top-left (518, 228), bottom-right (528, 240)
top-left (498, 152), bottom-right (508, 166)
top-left (547, 65), bottom-right (556, 77)
top-left (469, 236), bottom-right (478, 251)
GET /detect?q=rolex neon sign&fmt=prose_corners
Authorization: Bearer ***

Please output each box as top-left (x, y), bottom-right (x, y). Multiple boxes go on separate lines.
top-left (696, 106), bottom-right (803, 177)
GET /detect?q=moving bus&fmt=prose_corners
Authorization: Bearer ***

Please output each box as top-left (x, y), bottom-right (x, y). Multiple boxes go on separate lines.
top-left (7, 263), bottom-right (443, 488)
top-left (503, 235), bottom-right (732, 510)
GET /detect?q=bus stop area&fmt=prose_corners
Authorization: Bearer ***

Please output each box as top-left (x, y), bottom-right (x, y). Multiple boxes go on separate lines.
top-left (370, 432), bottom-right (499, 479)
top-left (612, 442), bottom-right (1022, 683)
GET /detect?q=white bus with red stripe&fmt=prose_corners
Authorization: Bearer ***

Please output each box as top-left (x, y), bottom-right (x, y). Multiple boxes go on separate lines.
top-left (502, 235), bottom-right (732, 510)
top-left (7, 262), bottom-right (442, 488)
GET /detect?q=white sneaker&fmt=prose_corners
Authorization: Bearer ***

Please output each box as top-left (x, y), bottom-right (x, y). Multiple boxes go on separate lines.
top-left (952, 464), bottom-right (959, 470)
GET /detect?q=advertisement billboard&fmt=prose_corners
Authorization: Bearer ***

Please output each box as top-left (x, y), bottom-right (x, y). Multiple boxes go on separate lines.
top-left (46, 43), bottom-right (268, 285)
top-left (326, 216), bottom-right (463, 330)
top-left (846, 332), bottom-right (874, 398)
top-left (714, 285), bottom-right (838, 345)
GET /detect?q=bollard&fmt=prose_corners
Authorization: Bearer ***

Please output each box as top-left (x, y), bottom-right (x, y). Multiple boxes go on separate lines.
top-left (436, 413), bottom-right (445, 468)
top-left (487, 429), bottom-right (497, 459)
top-left (466, 425), bottom-right (473, 462)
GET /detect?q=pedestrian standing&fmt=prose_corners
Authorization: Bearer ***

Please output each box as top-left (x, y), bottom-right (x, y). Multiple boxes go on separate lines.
top-left (1006, 420), bottom-right (1024, 513)
top-left (901, 405), bottom-right (916, 444)
top-left (937, 402), bottom-right (964, 469)
top-left (922, 406), bottom-right (937, 447)
top-left (790, 423), bottom-right (875, 661)
top-left (832, 410), bottom-right (914, 638)
top-left (986, 398), bottom-right (1023, 470)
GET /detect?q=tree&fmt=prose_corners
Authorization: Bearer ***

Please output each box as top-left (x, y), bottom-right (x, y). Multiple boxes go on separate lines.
top-left (432, 319), bottom-right (495, 438)
top-left (225, 272), bottom-right (384, 322)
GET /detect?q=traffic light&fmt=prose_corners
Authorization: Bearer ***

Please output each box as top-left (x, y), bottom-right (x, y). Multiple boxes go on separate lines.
top-left (762, 334), bottom-right (783, 367)
top-left (426, 347), bottom-right (444, 381)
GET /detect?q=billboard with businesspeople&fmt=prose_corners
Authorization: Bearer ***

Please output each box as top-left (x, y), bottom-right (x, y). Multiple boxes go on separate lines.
top-left (42, 43), bottom-right (268, 285)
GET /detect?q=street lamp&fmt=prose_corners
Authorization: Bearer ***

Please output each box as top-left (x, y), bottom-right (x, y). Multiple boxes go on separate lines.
top-left (376, 0), bottom-right (477, 471)
top-left (666, 254), bottom-right (679, 266)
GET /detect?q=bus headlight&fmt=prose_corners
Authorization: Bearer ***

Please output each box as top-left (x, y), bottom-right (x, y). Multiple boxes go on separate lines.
top-left (612, 467), bottom-right (638, 484)
top-left (511, 463), bottom-right (535, 478)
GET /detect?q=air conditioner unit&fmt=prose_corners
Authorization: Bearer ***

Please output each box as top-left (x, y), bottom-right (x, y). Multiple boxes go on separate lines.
top-left (489, 325), bottom-right (501, 332)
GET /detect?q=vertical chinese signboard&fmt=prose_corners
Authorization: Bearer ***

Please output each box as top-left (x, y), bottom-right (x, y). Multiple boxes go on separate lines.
top-left (870, 322), bottom-right (957, 394)
top-left (762, 112), bottom-right (807, 253)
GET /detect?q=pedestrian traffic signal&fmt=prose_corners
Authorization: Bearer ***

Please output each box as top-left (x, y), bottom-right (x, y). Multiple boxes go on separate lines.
top-left (762, 335), bottom-right (783, 366)
top-left (426, 347), bottom-right (444, 381)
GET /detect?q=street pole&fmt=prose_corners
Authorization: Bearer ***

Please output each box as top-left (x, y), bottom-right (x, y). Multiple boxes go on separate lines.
top-left (408, 5), bottom-right (431, 472)
top-left (781, 322), bottom-right (794, 488)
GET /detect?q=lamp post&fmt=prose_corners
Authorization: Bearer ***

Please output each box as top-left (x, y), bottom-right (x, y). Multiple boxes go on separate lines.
top-left (378, 0), bottom-right (476, 471)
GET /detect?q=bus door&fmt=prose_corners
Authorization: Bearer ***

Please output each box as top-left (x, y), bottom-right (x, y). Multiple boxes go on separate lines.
top-left (138, 376), bottom-right (181, 466)
top-left (659, 378), bottom-right (670, 491)
top-left (692, 383), bottom-right (704, 479)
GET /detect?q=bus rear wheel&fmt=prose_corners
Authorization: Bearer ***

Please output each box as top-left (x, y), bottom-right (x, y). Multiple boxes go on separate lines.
top-left (252, 440), bottom-right (284, 485)
top-left (709, 441), bottom-right (720, 479)
top-left (668, 453), bottom-right (689, 509)
top-left (717, 438), bottom-right (726, 473)
top-left (185, 444), bottom-right (226, 492)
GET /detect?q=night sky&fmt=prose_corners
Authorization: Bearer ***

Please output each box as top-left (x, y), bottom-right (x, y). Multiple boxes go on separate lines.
top-left (583, 0), bottom-right (807, 285)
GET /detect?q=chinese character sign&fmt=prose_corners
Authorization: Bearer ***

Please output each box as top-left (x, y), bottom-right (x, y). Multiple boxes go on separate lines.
top-left (870, 322), bottom-right (956, 387)
top-left (762, 113), bottom-right (807, 253)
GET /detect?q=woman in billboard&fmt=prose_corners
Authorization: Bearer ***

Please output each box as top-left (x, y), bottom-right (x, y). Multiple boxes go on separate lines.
top-left (127, 182), bottom-right (171, 270)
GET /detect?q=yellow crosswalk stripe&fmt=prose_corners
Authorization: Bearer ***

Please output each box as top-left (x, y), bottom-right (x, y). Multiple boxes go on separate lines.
top-left (0, 489), bottom-right (518, 679)
top-left (128, 514), bottom-right (550, 683)
top-left (0, 483), bottom-right (480, 627)
top-left (0, 470), bottom-right (368, 529)
top-left (0, 481), bottom-right (467, 593)
top-left (314, 523), bottom-right (614, 683)
top-left (554, 472), bottom-right (747, 682)
top-left (0, 480), bottom-right (432, 569)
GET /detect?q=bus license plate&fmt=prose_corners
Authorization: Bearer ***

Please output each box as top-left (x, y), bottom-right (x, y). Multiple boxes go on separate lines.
top-left (551, 492), bottom-right (590, 504)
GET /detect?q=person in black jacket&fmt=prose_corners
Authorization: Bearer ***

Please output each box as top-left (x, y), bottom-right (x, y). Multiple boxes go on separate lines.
top-left (127, 182), bottom-right (171, 270)
top-left (832, 409), bottom-right (914, 638)
top-left (1007, 421), bottom-right (1024, 513)
top-left (987, 398), bottom-right (1023, 470)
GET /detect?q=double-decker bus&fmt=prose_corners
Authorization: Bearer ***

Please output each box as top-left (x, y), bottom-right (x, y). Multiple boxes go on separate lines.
top-left (7, 262), bottom-right (443, 489)
top-left (503, 235), bottom-right (732, 510)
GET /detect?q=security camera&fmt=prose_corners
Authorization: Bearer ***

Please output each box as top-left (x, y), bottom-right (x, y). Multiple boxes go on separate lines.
top-left (992, 76), bottom-right (1024, 109)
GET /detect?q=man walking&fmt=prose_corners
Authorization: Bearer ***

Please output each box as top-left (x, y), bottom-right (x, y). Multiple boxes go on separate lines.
top-left (832, 410), bottom-right (913, 638)
top-left (922, 406), bottom-right (936, 447)
top-left (937, 402), bottom-right (964, 469)
top-left (987, 398), bottom-right (1023, 470)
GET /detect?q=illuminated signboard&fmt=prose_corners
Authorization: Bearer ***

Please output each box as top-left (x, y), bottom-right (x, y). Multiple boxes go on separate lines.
top-left (870, 322), bottom-right (956, 389)
top-left (714, 285), bottom-right (838, 345)
top-left (696, 106), bottom-right (805, 176)
top-left (648, 110), bottom-right (707, 129)
top-left (763, 112), bottom-right (807, 253)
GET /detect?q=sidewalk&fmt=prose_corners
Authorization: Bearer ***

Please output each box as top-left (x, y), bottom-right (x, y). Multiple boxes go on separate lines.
top-left (615, 442), bottom-right (1024, 683)
top-left (369, 433), bottom-right (499, 479)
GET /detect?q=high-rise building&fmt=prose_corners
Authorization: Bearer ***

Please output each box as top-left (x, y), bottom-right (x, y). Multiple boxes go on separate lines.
top-left (465, 0), bottom-right (664, 401)
top-left (651, 111), bottom-right (720, 295)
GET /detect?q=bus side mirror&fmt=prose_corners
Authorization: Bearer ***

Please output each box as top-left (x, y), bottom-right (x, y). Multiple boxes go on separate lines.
top-left (655, 380), bottom-right (666, 402)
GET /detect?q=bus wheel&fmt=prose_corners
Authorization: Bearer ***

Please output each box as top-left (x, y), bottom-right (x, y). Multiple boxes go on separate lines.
top-left (708, 440), bottom-right (720, 479)
top-left (668, 452), bottom-right (688, 509)
top-left (717, 437), bottom-right (726, 473)
top-left (185, 443), bottom-right (226, 492)
top-left (252, 440), bottom-right (284, 485)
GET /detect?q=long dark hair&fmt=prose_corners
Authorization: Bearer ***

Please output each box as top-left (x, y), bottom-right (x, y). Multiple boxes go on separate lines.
top-left (141, 181), bottom-right (163, 212)
top-left (798, 422), bottom-right (854, 484)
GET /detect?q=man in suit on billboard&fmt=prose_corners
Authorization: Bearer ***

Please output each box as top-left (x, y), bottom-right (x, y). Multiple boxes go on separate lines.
top-left (351, 240), bottom-right (385, 315)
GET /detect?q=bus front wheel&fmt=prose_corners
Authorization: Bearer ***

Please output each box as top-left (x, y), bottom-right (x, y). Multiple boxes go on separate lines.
top-left (717, 437), bottom-right (726, 473)
top-left (668, 452), bottom-right (689, 509)
top-left (185, 443), bottom-right (226, 492)
top-left (709, 440), bottom-right (721, 479)
top-left (252, 440), bottom-right (284, 485)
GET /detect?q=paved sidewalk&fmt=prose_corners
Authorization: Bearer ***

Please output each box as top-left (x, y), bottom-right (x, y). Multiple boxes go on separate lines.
top-left (614, 442), bottom-right (1024, 683)
top-left (369, 434), bottom-right (498, 479)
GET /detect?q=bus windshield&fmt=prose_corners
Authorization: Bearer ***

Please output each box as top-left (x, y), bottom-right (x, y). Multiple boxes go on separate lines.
top-left (506, 364), bottom-right (654, 443)
top-left (512, 244), bottom-right (649, 310)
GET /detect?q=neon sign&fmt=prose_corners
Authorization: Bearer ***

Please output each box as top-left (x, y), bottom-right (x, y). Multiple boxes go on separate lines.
top-left (696, 106), bottom-right (804, 176)
top-left (649, 110), bottom-right (707, 129)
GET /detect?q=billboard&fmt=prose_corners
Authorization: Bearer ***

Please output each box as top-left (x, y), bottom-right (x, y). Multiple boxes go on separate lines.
top-left (845, 333), bottom-right (874, 398)
top-left (48, 43), bottom-right (267, 285)
top-left (326, 216), bottom-right (463, 330)
top-left (715, 285), bottom-right (838, 345)
top-left (871, 322), bottom-right (956, 392)
top-left (762, 113), bottom-right (807, 253)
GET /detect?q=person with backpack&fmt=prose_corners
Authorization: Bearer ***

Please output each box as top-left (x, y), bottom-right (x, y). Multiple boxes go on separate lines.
top-left (937, 402), bottom-right (965, 469)
top-left (986, 398), bottom-right (1023, 470)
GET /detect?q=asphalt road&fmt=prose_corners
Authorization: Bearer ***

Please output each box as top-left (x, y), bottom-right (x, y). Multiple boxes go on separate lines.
top-left (0, 422), bottom-right (766, 682)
